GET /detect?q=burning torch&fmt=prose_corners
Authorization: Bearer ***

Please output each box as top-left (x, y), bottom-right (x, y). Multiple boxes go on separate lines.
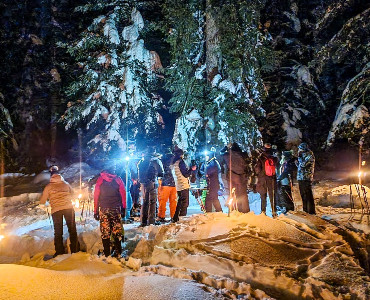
top-left (228, 187), bottom-right (236, 217)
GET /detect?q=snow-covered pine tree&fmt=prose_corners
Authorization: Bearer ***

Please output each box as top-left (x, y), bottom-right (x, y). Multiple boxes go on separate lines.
top-left (163, 0), bottom-right (267, 155)
top-left (62, 2), bottom-right (161, 157)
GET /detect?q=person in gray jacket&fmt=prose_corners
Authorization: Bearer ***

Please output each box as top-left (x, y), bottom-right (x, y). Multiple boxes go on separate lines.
top-left (296, 143), bottom-right (315, 214)
top-left (39, 168), bottom-right (78, 257)
top-left (171, 147), bottom-right (196, 222)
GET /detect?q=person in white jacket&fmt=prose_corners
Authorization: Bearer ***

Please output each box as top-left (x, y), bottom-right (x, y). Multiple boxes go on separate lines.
top-left (171, 148), bottom-right (196, 222)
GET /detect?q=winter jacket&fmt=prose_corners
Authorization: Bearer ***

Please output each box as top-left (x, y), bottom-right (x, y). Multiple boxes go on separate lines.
top-left (254, 151), bottom-right (279, 178)
top-left (221, 150), bottom-right (250, 176)
top-left (94, 172), bottom-right (126, 214)
top-left (205, 157), bottom-right (221, 189)
top-left (39, 174), bottom-right (74, 214)
top-left (137, 156), bottom-right (164, 185)
top-left (277, 158), bottom-right (295, 186)
top-left (161, 153), bottom-right (176, 187)
top-left (297, 150), bottom-right (315, 181)
top-left (171, 155), bottom-right (192, 191)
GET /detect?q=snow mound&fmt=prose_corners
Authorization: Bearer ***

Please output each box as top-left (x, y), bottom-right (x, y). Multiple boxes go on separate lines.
top-left (131, 212), bottom-right (369, 299)
top-left (319, 184), bottom-right (370, 208)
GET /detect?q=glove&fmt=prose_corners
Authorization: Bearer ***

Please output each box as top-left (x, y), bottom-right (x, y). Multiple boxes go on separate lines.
top-left (94, 212), bottom-right (100, 221)
top-left (121, 208), bottom-right (126, 219)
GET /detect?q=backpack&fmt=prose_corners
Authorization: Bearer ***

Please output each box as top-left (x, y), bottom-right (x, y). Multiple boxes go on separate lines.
top-left (264, 157), bottom-right (276, 176)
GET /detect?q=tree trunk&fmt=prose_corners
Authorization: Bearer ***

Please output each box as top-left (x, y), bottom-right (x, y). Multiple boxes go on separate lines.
top-left (205, 0), bottom-right (220, 82)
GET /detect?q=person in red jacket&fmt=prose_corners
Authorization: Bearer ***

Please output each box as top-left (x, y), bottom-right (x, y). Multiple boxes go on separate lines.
top-left (94, 168), bottom-right (126, 257)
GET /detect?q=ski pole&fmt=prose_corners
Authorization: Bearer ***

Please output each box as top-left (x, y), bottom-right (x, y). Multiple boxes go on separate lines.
top-left (354, 184), bottom-right (365, 217)
top-left (47, 207), bottom-right (53, 229)
top-left (288, 174), bottom-right (294, 203)
top-left (360, 185), bottom-right (369, 215)
top-left (349, 184), bottom-right (354, 221)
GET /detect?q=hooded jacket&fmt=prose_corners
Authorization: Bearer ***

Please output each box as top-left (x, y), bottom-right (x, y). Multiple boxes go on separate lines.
top-left (94, 172), bottom-right (126, 214)
top-left (297, 149), bottom-right (315, 181)
top-left (39, 174), bottom-right (74, 214)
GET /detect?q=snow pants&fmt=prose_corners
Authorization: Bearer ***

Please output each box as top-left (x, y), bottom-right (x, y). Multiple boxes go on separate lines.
top-left (205, 185), bottom-right (223, 212)
top-left (256, 175), bottom-right (277, 214)
top-left (141, 181), bottom-right (157, 225)
top-left (99, 207), bottom-right (123, 240)
top-left (52, 208), bottom-right (78, 255)
top-left (130, 182), bottom-right (141, 213)
top-left (158, 185), bottom-right (177, 218)
top-left (298, 180), bottom-right (315, 214)
top-left (172, 189), bottom-right (189, 222)
top-left (278, 185), bottom-right (294, 212)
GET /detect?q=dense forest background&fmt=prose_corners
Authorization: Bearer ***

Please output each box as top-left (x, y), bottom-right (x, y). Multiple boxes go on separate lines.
top-left (0, 0), bottom-right (369, 173)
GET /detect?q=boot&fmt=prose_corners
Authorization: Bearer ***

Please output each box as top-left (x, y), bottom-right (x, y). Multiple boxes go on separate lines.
top-left (102, 238), bottom-right (111, 257)
top-left (112, 237), bottom-right (122, 257)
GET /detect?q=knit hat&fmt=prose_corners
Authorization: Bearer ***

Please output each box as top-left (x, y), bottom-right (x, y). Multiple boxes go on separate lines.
top-left (298, 142), bottom-right (309, 151)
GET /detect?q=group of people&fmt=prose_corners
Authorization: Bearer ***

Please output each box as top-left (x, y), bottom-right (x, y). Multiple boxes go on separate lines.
top-left (253, 142), bottom-right (315, 216)
top-left (39, 141), bottom-right (315, 258)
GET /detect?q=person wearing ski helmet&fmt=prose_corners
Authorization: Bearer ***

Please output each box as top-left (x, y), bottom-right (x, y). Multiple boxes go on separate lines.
top-left (94, 166), bottom-right (126, 257)
top-left (39, 166), bottom-right (78, 257)
top-left (296, 142), bottom-right (315, 214)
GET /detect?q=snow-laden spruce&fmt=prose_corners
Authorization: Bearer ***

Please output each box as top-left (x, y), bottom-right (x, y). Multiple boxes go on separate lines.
top-left (63, 6), bottom-right (161, 153)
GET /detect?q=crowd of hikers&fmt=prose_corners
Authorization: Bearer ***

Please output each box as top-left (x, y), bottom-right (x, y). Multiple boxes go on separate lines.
top-left (39, 141), bottom-right (315, 258)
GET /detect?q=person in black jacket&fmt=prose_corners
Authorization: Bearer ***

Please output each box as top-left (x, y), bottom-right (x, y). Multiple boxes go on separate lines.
top-left (277, 151), bottom-right (295, 213)
top-left (157, 149), bottom-right (176, 222)
top-left (202, 148), bottom-right (223, 212)
top-left (137, 147), bottom-right (164, 226)
top-left (220, 143), bottom-right (250, 213)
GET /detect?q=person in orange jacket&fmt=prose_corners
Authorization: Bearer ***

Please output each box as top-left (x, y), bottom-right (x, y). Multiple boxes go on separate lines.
top-left (94, 168), bottom-right (126, 257)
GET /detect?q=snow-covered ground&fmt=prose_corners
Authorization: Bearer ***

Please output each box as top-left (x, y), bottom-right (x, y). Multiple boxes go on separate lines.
top-left (0, 171), bottom-right (369, 299)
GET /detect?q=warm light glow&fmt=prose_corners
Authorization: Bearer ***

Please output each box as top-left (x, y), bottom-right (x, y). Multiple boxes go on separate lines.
top-left (362, 160), bottom-right (366, 166)
top-left (75, 199), bottom-right (80, 208)
top-left (78, 193), bottom-right (82, 199)
top-left (358, 171), bottom-right (362, 178)
top-left (0, 235), bottom-right (4, 242)
top-left (228, 198), bottom-right (234, 205)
